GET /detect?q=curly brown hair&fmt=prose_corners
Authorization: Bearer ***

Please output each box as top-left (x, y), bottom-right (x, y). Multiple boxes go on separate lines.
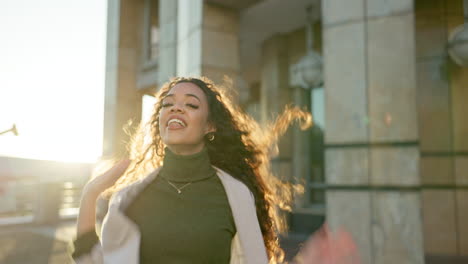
top-left (102, 76), bottom-right (312, 263)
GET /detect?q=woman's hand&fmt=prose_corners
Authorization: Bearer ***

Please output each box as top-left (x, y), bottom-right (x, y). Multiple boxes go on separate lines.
top-left (76, 159), bottom-right (131, 235)
top-left (83, 159), bottom-right (131, 199)
top-left (293, 223), bottom-right (361, 264)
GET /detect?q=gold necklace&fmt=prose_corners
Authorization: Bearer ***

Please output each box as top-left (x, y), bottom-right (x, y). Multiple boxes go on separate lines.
top-left (165, 179), bottom-right (192, 194)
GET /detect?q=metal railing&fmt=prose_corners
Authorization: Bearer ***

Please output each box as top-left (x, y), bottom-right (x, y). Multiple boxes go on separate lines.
top-left (0, 179), bottom-right (85, 225)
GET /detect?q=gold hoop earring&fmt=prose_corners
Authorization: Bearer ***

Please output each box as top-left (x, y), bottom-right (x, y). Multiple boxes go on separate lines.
top-left (207, 133), bottom-right (215, 141)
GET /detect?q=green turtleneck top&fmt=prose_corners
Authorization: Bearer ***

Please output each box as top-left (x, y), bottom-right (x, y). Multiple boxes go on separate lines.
top-left (71, 146), bottom-right (236, 263)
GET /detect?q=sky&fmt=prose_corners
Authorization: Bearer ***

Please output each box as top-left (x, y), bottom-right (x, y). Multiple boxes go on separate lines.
top-left (0, 0), bottom-right (107, 163)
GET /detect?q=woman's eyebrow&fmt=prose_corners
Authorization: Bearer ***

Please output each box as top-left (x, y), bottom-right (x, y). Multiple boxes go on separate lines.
top-left (185, 94), bottom-right (201, 102)
top-left (163, 93), bottom-right (201, 102)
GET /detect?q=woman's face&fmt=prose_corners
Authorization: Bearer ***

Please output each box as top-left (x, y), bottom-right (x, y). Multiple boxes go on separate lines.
top-left (158, 82), bottom-right (215, 154)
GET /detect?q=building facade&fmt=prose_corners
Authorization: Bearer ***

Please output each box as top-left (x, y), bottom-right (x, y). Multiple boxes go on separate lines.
top-left (102, 0), bottom-right (468, 263)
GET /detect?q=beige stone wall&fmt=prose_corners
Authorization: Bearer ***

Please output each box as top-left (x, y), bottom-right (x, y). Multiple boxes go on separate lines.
top-left (416, 0), bottom-right (468, 257)
top-left (323, 0), bottom-right (424, 263)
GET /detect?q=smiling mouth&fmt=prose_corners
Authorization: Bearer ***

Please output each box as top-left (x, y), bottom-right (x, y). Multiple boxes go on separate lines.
top-left (167, 118), bottom-right (186, 130)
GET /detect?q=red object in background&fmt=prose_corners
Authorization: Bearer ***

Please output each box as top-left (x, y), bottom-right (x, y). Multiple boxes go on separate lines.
top-left (294, 223), bottom-right (361, 264)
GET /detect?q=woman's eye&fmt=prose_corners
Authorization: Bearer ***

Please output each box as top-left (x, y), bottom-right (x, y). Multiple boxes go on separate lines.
top-left (187, 104), bottom-right (199, 109)
top-left (161, 102), bottom-right (198, 109)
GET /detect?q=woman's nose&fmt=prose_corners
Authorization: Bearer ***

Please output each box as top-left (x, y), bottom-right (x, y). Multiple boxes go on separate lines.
top-left (170, 103), bottom-right (184, 113)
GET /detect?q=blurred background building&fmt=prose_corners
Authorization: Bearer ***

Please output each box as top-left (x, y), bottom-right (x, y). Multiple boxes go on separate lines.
top-left (1, 0), bottom-right (468, 263)
top-left (101, 0), bottom-right (468, 263)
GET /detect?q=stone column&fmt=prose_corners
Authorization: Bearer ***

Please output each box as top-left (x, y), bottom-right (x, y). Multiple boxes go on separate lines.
top-left (322, 1), bottom-right (424, 263)
top-left (416, 0), bottom-right (468, 258)
top-left (451, 57), bottom-right (468, 257)
top-left (448, 3), bottom-right (468, 256)
top-left (103, 0), bottom-right (143, 157)
top-left (176, 0), bottom-right (203, 77)
top-left (416, 0), bottom-right (457, 257)
top-left (176, 1), bottom-right (241, 89)
top-left (158, 0), bottom-right (178, 86)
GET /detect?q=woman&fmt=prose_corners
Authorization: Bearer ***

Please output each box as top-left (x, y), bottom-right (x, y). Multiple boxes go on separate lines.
top-left (70, 77), bottom-right (359, 264)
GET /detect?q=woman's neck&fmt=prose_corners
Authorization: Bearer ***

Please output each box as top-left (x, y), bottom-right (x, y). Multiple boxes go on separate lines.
top-left (160, 145), bottom-right (215, 182)
top-left (165, 143), bottom-right (205, 156)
